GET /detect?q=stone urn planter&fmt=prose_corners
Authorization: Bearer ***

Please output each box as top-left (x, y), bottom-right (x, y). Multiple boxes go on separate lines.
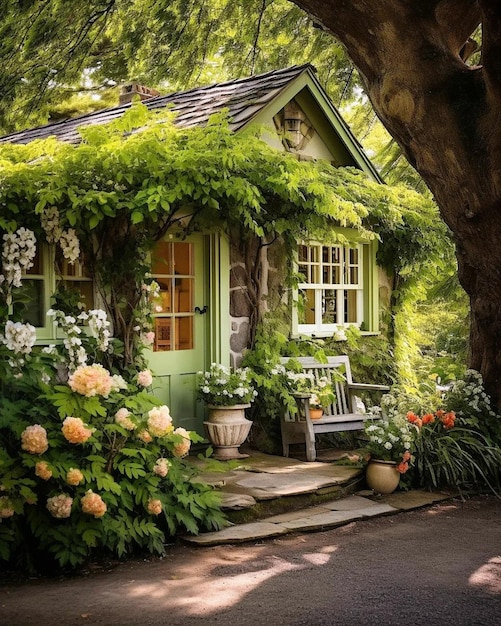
top-left (366, 459), bottom-right (401, 494)
top-left (204, 404), bottom-right (252, 460)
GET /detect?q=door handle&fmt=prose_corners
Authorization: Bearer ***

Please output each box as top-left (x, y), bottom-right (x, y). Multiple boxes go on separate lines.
top-left (194, 305), bottom-right (208, 315)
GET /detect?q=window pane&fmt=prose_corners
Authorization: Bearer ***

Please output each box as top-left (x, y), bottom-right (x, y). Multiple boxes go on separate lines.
top-left (176, 317), bottom-right (193, 350)
top-left (322, 289), bottom-right (337, 324)
top-left (175, 277), bottom-right (193, 313)
top-left (156, 279), bottom-right (172, 313)
top-left (345, 290), bottom-right (358, 323)
top-left (346, 247), bottom-right (359, 285)
top-left (151, 241), bottom-right (172, 275)
top-left (70, 281), bottom-right (94, 310)
top-left (154, 318), bottom-right (171, 351)
top-left (298, 289), bottom-right (316, 324)
top-left (298, 245), bottom-right (308, 263)
top-left (173, 242), bottom-right (193, 275)
top-left (25, 248), bottom-right (43, 275)
top-left (13, 280), bottom-right (44, 327)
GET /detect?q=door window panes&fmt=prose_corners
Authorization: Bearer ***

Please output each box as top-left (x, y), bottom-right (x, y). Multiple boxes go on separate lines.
top-left (151, 241), bottom-right (195, 352)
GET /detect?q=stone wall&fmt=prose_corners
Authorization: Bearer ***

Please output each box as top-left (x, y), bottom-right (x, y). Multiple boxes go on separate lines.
top-left (228, 234), bottom-right (286, 367)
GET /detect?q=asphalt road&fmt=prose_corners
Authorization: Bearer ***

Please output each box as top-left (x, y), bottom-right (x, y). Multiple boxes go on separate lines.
top-left (1, 495), bottom-right (500, 625)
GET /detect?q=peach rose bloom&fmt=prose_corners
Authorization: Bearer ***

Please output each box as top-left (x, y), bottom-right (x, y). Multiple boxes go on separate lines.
top-left (115, 408), bottom-right (136, 431)
top-left (68, 364), bottom-right (113, 397)
top-left (153, 458), bottom-right (170, 477)
top-left (0, 496), bottom-right (15, 519)
top-left (62, 416), bottom-right (94, 444)
top-left (66, 468), bottom-right (84, 486)
top-left (21, 424), bottom-right (49, 455)
top-left (46, 494), bottom-right (73, 519)
top-left (147, 406), bottom-right (173, 437)
top-left (137, 369), bottom-right (153, 387)
top-left (137, 429), bottom-right (153, 443)
top-left (35, 461), bottom-right (52, 480)
top-left (81, 490), bottom-right (107, 518)
top-left (172, 427), bottom-right (191, 458)
top-left (147, 499), bottom-right (162, 515)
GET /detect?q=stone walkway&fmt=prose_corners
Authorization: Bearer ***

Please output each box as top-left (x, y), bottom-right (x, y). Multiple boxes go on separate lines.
top-left (185, 449), bottom-right (453, 546)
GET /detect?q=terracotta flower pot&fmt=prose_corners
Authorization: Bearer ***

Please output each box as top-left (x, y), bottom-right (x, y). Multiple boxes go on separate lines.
top-left (309, 408), bottom-right (324, 420)
top-left (366, 459), bottom-right (400, 494)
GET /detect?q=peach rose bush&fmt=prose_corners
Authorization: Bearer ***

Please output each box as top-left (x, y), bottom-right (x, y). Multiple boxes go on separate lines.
top-left (0, 309), bottom-right (225, 574)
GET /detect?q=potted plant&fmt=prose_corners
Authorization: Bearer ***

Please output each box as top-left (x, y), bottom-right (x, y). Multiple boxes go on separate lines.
top-left (198, 363), bottom-right (257, 460)
top-left (285, 371), bottom-right (335, 419)
top-left (363, 415), bottom-right (414, 493)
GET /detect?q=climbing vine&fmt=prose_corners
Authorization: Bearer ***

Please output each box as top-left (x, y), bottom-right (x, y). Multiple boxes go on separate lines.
top-left (0, 102), bottom-right (446, 373)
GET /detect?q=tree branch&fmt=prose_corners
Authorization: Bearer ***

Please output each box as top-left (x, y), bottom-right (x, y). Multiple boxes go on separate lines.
top-left (479, 0), bottom-right (501, 93)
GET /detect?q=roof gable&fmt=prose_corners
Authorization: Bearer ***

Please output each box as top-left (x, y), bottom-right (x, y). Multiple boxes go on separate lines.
top-left (0, 64), bottom-right (381, 181)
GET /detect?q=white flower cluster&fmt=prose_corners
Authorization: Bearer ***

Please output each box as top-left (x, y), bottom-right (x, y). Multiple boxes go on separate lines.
top-left (133, 281), bottom-right (160, 343)
top-left (1, 228), bottom-right (37, 302)
top-left (47, 309), bottom-right (87, 370)
top-left (111, 374), bottom-right (128, 392)
top-left (40, 206), bottom-right (80, 265)
top-left (286, 370), bottom-right (315, 392)
top-left (1, 320), bottom-right (37, 355)
top-left (40, 206), bottom-right (63, 244)
top-left (365, 417), bottom-right (413, 452)
top-left (446, 369), bottom-right (497, 418)
top-left (198, 363), bottom-right (257, 406)
top-left (79, 309), bottom-right (111, 352)
top-left (59, 228), bottom-right (80, 264)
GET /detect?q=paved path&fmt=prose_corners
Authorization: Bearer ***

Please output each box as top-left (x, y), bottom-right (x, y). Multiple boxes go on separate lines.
top-left (2, 495), bottom-right (500, 625)
top-left (184, 450), bottom-right (454, 545)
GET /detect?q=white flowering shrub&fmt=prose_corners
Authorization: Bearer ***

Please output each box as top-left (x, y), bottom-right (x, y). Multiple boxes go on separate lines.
top-left (0, 310), bottom-right (225, 573)
top-left (364, 416), bottom-right (414, 473)
top-left (1, 227), bottom-right (37, 305)
top-left (197, 363), bottom-right (257, 406)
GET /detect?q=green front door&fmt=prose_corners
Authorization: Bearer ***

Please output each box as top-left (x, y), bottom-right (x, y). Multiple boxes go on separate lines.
top-left (145, 234), bottom-right (208, 434)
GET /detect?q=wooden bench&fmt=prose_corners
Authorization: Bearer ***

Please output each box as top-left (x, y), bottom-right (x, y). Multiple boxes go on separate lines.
top-left (280, 355), bottom-right (390, 462)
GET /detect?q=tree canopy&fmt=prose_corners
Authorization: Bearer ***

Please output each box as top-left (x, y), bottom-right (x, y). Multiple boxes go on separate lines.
top-left (0, 1), bottom-right (354, 132)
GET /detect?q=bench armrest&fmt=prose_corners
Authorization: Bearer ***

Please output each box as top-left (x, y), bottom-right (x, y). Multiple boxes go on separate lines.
top-left (348, 383), bottom-right (390, 392)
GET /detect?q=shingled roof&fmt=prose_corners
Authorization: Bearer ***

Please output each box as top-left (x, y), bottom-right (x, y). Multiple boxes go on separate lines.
top-left (0, 65), bottom-right (315, 145)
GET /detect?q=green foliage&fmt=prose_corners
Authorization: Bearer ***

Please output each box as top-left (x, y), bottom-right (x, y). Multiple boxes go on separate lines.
top-left (0, 315), bottom-right (225, 574)
top-left (325, 326), bottom-right (396, 388)
top-left (378, 371), bottom-right (501, 494)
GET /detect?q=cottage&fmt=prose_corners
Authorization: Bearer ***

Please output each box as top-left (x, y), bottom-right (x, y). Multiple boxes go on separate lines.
top-left (0, 65), bottom-right (386, 436)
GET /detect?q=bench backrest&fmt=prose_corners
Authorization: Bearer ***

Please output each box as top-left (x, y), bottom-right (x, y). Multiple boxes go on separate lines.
top-left (280, 355), bottom-right (354, 416)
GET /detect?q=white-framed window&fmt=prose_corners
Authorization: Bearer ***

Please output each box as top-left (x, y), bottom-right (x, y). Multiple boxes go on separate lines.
top-left (55, 249), bottom-right (95, 311)
top-left (14, 245), bottom-right (95, 340)
top-left (297, 242), bottom-right (365, 335)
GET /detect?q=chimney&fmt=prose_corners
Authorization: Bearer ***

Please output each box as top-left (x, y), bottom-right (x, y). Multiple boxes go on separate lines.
top-left (119, 83), bottom-right (160, 105)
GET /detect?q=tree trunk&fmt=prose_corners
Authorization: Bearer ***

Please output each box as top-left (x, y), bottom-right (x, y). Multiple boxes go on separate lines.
top-left (292, 0), bottom-right (501, 405)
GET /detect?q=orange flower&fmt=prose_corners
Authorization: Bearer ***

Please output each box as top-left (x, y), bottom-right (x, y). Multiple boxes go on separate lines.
top-left (402, 450), bottom-right (411, 462)
top-left (435, 409), bottom-right (445, 418)
top-left (414, 418), bottom-right (423, 428)
top-left (442, 411), bottom-right (456, 429)
top-left (397, 461), bottom-right (409, 474)
top-left (422, 413), bottom-right (435, 425)
top-left (406, 411), bottom-right (419, 423)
